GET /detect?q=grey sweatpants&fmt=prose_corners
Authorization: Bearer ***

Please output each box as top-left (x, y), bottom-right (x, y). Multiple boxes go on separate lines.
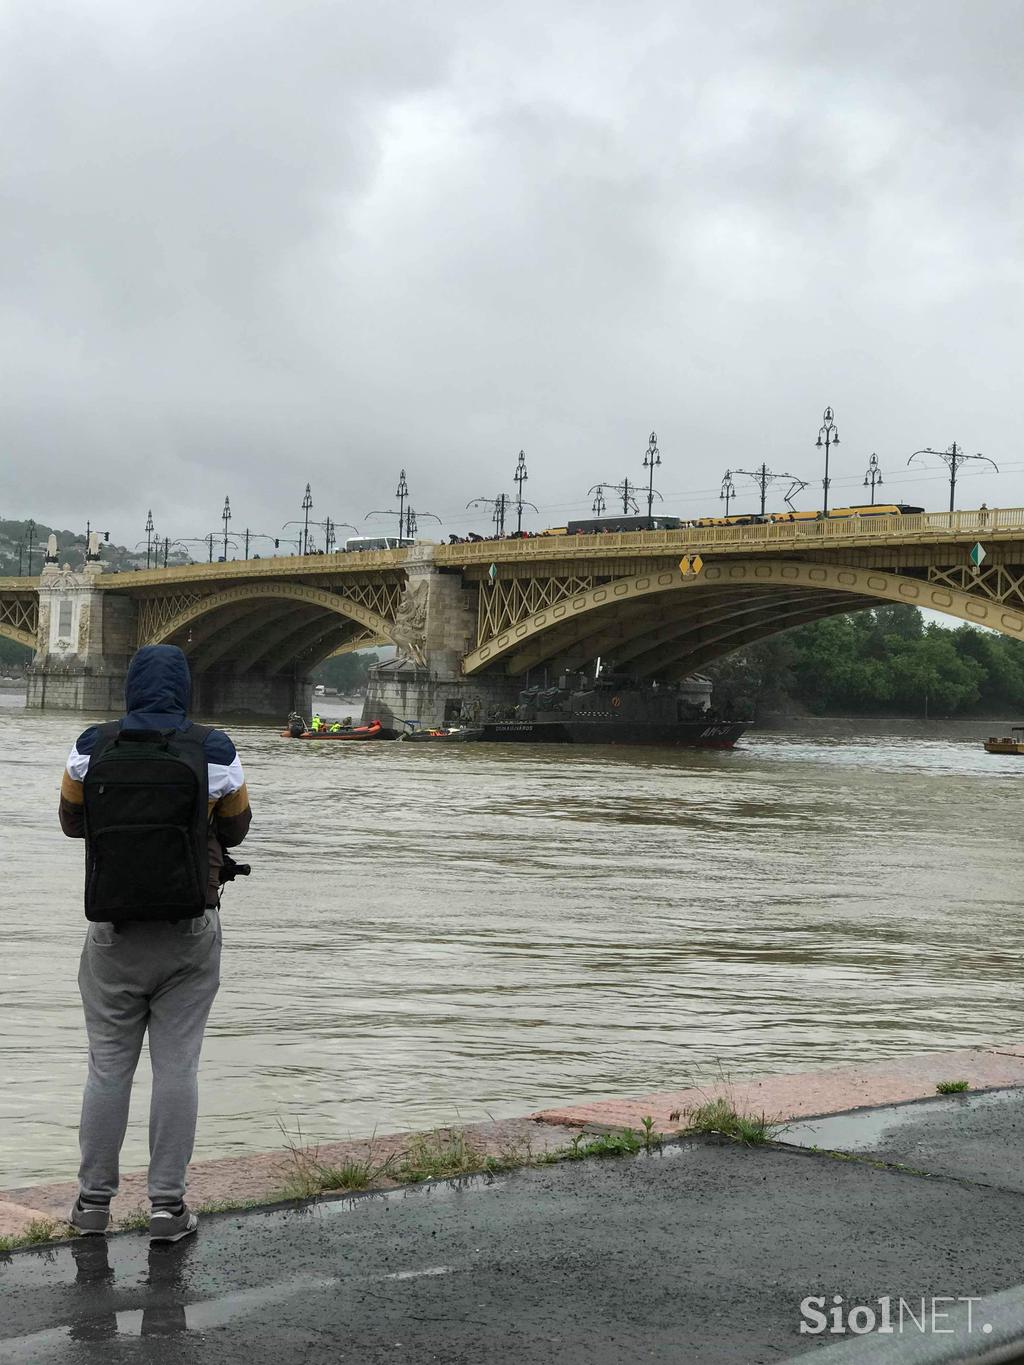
top-left (77, 910), bottom-right (222, 1206)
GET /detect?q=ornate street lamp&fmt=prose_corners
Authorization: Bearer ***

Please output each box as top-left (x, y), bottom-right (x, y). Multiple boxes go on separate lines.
top-left (815, 406), bottom-right (840, 516)
top-left (300, 484), bottom-right (313, 555)
top-left (366, 470), bottom-right (432, 544)
top-left (395, 470), bottom-right (408, 543)
top-left (863, 453), bottom-right (883, 506)
top-left (719, 470), bottom-right (737, 517)
top-left (512, 450), bottom-right (535, 535)
top-left (222, 495), bottom-right (231, 561)
top-left (642, 431), bottom-right (661, 526)
top-left (591, 487), bottom-right (607, 516)
top-left (144, 510), bottom-right (155, 570)
top-left (907, 443), bottom-right (998, 514)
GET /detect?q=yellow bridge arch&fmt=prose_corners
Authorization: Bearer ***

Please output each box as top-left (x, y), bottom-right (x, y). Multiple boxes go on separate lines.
top-left (0, 584), bottom-right (39, 651)
top-left (140, 580), bottom-right (395, 675)
top-left (463, 559), bottom-right (1024, 676)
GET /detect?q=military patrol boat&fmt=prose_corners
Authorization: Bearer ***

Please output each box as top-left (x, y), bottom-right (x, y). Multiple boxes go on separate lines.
top-left (478, 674), bottom-right (747, 747)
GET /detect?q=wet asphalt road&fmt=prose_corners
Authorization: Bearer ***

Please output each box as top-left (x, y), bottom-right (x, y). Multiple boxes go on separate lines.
top-left (5, 1126), bottom-right (1024, 1365)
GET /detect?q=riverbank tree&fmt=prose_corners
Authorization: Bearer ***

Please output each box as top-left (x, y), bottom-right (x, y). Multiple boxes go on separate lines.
top-left (704, 606), bottom-right (1024, 718)
top-left (310, 649), bottom-right (381, 694)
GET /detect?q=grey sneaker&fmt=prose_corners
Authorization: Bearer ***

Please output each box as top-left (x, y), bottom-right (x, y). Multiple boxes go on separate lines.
top-left (149, 1205), bottom-right (198, 1243)
top-left (68, 1198), bottom-right (110, 1236)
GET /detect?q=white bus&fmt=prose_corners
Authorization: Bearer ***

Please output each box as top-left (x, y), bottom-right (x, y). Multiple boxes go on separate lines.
top-left (343, 536), bottom-right (413, 552)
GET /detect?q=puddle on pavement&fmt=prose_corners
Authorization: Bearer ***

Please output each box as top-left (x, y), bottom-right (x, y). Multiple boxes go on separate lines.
top-left (781, 1087), bottom-right (1020, 1152)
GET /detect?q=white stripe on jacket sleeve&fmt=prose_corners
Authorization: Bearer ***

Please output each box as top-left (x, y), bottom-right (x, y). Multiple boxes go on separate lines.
top-left (208, 754), bottom-right (246, 800)
top-left (67, 743), bottom-right (244, 799)
top-left (66, 745), bottom-right (90, 782)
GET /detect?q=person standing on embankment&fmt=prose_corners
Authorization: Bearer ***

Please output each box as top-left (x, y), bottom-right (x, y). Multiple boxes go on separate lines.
top-left (58, 644), bottom-right (252, 1243)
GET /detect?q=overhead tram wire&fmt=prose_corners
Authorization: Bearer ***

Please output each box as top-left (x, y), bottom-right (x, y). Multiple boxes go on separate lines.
top-left (364, 456), bottom-right (1011, 533)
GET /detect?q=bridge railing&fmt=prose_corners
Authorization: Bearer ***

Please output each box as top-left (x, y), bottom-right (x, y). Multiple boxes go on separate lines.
top-left (437, 507), bottom-right (1024, 562)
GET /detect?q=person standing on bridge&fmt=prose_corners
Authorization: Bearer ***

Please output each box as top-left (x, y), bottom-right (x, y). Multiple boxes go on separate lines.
top-left (58, 644), bottom-right (252, 1243)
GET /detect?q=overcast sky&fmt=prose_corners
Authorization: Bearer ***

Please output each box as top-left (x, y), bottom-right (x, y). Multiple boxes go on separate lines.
top-left (2, 0), bottom-right (1021, 550)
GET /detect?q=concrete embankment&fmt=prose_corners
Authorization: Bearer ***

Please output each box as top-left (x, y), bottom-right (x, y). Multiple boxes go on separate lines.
top-left (5, 1044), bottom-right (1024, 1235)
top-left (7, 1047), bottom-right (1024, 1362)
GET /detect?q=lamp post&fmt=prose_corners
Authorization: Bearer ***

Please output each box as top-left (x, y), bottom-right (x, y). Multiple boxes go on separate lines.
top-left (366, 470), bottom-right (426, 544)
top-left (591, 487), bottom-right (607, 516)
top-left (513, 450), bottom-right (529, 534)
top-left (25, 520), bottom-right (36, 576)
top-left (300, 484), bottom-right (313, 555)
top-left (642, 431), bottom-right (661, 527)
top-left (221, 496), bottom-right (232, 561)
top-left (144, 510), bottom-right (155, 570)
top-left (395, 470), bottom-right (408, 544)
top-left (863, 453), bottom-right (883, 506)
top-left (815, 406), bottom-right (840, 516)
top-left (907, 443), bottom-right (998, 514)
top-left (720, 471), bottom-right (737, 517)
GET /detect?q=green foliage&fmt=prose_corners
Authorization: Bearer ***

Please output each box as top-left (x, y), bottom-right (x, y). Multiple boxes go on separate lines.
top-left (707, 605), bottom-right (1024, 717)
top-left (560, 1130), bottom-right (643, 1160)
top-left (683, 1099), bottom-right (782, 1145)
top-left (936, 1079), bottom-right (970, 1094)
top-left (396, 1129), bottom-right (492, 1183)
top-left (0, 1218), bottom-right (65, 1251)
top-left (0, 637), bottom-right (31, 671)
top-left (702, 634), bottom-right (796, 718)
top-left (311, 650), bottom-right (380, 691)
top-left (116, 1210), bottom-right (150, 1232)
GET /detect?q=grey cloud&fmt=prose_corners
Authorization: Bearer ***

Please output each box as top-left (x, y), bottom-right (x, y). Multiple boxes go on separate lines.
top-left (1, 0), bottom-right (1020, 544)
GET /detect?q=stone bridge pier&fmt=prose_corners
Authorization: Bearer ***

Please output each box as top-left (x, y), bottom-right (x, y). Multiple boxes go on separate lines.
top-left (27, 560), bottom-right (136, 711)
top-left (362, 544), bottom-right (522, 729)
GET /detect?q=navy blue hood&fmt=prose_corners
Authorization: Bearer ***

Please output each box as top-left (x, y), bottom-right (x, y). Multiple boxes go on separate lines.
top-left (122, 644), bottom-right (193, 731)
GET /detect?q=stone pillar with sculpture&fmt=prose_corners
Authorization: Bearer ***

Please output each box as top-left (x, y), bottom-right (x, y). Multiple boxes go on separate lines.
top-left (26, 535), bottom-right (136, 710)
top-left (362, 543), bottom-right (523, 730)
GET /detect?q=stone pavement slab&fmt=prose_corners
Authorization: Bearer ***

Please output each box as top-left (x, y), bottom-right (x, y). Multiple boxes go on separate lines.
top-left (4, 1137), bottom-right (1024, 1364)
top-left (532, 1047), bottom-right (1024, 1133)
top-left (0, 1118), bottom-right (572, 1228)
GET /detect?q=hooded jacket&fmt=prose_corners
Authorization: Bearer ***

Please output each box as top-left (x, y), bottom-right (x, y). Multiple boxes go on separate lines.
top-left (59, 645), bottom-right (252, 906)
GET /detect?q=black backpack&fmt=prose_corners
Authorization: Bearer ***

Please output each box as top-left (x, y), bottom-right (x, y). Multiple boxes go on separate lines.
top-left (82, 722), bottom-right (211, 923)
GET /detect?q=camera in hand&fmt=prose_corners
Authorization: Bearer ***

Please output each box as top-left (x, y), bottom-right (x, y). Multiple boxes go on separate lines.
top-left (219, 852), bottom-right (252, 884)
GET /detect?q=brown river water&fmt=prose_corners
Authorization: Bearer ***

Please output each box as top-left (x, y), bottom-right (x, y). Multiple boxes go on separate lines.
top-left (1, 696), bottom-right (1021, 1187)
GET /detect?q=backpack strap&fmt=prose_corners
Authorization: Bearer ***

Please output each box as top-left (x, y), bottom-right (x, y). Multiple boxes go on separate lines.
top-left (86, 719), bottom-right (123, 765)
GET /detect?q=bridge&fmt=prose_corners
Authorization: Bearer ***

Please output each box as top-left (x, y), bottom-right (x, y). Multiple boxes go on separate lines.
top-left (3, 506), bottom-right (1023, 720)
